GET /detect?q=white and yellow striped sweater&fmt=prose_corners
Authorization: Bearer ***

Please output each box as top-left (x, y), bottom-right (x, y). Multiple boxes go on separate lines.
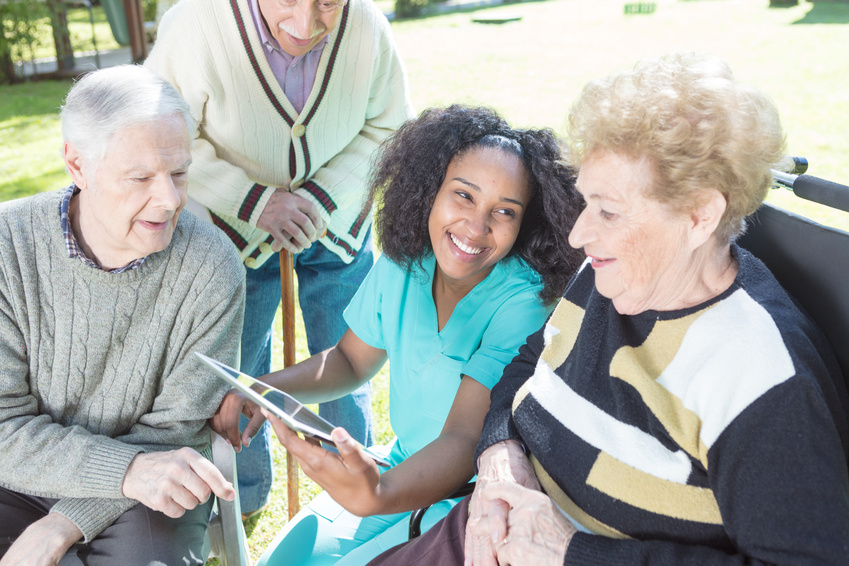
top-left (478, 246), bottom-right (849, 564)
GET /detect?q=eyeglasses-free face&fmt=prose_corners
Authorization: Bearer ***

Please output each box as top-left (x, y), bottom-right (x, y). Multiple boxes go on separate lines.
top-left (257, 0), bottom-right (348, 57)
top-left (428, 146), bottom-right (531, 295)
top-left (65, 115), bottom-right (192, 270)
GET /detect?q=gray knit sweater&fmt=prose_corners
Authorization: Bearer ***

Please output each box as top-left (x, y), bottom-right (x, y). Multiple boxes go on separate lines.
top-left (0, 190), bottom-right (245, 541)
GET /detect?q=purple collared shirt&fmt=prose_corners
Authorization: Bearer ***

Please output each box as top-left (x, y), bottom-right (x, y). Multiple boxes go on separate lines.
top-left (249, 0), bottom-right (327, 113)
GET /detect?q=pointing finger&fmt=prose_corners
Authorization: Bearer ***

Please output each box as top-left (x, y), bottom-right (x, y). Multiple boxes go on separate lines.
top-left (188, 452), bottom-right (236, 502)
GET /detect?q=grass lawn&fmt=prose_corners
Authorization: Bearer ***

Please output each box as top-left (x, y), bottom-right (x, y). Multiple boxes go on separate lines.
top-left (390, 0), bottom-right (849, 228)
top-left (2, 0), bottom-right (849, 563)
top-left (0, 80), bottom-right (68, 200)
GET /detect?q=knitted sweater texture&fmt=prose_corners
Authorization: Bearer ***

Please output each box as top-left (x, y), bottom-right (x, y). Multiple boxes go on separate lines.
top-left (478, 246), bottom-right (849, 565)
top-left (0, 191), bottom-right (246, 541)
top-left (145, 0), bottom-right (413, 268)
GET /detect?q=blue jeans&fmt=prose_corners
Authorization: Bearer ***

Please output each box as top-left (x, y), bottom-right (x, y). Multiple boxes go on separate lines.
top-left (235, 234), bottom-right (375, 513)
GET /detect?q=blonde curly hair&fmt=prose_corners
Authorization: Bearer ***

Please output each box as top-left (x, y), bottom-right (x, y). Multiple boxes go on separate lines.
top-left (566, 52), bottom-right (785, 243)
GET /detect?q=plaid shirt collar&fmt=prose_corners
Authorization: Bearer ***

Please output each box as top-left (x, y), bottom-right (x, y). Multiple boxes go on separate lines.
top-left (59, 184), bottom-right (146, 274)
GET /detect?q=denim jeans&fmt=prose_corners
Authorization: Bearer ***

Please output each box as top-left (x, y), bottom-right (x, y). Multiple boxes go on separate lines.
top-left (235, 233), bottom-right (375, 513)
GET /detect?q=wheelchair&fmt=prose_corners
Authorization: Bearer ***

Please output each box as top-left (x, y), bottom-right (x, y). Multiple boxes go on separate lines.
top-left (738, 157), bottom-right (849, 460)
top-left (206, 432), bottom-right (252, 565)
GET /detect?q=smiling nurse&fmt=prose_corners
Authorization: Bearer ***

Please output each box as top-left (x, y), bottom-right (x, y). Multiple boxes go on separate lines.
top-left (212, 105), bottom-right (585, 565)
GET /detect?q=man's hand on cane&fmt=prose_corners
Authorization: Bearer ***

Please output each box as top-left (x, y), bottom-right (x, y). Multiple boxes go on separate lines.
top-left (257, 189), bottom-right (326, 254)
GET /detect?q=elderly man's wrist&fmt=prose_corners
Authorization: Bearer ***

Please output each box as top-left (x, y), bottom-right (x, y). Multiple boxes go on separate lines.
top-left (42, 513), bottom-right (83, 546)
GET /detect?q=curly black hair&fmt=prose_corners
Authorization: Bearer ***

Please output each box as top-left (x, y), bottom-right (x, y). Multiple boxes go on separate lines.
top-left (367, 105), bottom-right (585, 304)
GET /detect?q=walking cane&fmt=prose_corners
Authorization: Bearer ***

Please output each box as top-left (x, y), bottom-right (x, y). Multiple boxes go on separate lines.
top-left (279, 252), bottom-right (299, 519)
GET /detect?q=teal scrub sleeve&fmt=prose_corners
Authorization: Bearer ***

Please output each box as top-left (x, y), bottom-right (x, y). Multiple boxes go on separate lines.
top-left (343, 254), bottom-right (392, 350)
top-left (461, 288), bottom-right (551, 390)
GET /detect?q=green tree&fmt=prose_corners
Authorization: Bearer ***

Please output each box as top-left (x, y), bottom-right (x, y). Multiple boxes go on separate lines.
top-left (0, 0), bottom-right (48, 84)
top-left (46, 0), bottom-right (75, 71)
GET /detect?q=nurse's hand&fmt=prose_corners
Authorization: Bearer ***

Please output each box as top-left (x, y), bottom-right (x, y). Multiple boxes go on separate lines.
top-left (261, 409), bottom-right (382, 516)
top-left (210, 389), bottom-right (265, 451)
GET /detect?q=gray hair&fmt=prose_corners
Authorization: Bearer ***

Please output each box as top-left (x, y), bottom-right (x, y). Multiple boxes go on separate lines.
top-left (61, 65), bottom-right (194, 162)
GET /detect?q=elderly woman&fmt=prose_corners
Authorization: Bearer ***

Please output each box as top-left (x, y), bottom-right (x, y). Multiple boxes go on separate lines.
top-left (367, 53), bottom-right (849, 565)
top-left (0, 66), bottom-right (244, 565)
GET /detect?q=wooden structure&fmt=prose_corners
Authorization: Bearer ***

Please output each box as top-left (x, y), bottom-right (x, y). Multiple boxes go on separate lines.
top-left (122, 0), bottom-right (147, 62)
top-left (280, 253), bottom-right (300, 519)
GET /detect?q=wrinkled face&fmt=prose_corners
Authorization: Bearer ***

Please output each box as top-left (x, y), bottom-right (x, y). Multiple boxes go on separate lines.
top-left (257, 0), bottom-right (346, 57)
top-left (428, 146), bottom-right (531, 291)
top-left (67, 114), bottom-right (191, 270)
top-left (568, 150), bottom-right (696, 315)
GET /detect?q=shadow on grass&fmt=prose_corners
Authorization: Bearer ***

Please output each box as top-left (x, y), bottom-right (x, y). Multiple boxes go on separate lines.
top-left (1, 115), bottom-right (61, 145)
top-left (244, 514), bottom-right (261, 537)
top-left (793, 3), bottom-right (849, 24)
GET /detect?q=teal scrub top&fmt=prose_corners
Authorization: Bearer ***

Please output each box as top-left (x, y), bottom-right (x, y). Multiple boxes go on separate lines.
top-left (343, 253), bottom-right (552, 465)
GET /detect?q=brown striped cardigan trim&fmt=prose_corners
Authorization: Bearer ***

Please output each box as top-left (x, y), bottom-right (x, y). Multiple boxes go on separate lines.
top-left (297, 2), bottom-right (350, 179)
top-left (237, 183), bottom-right (268, 223)
top-left (211, 212), bottom-right (248, 250)
top-left (302, 180), bottom-right (337, 214)
top-left (349, 206), bottom-right (369, 238)
top-left (229, 0), bottom-right (295, 127)
top-left (326, 229), bottom-right (356, 257)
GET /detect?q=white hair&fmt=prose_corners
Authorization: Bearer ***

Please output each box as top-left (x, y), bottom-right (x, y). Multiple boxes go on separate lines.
top-left (60, 65), bottom-right (194, 162)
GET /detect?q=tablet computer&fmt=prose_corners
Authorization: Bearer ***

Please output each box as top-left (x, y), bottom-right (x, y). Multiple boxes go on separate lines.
top-left (196, 352), bottom-right (390, 467)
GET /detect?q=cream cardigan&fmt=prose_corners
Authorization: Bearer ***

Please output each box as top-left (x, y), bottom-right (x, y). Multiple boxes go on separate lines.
top-left (146, 0), bottom-right (413, 267)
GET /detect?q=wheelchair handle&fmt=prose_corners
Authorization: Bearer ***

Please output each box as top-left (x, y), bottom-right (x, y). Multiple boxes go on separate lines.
top-left (771, 167), bottom-right (849, 215)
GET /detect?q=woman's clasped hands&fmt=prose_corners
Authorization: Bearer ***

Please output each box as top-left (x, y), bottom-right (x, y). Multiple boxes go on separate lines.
top-left (464, 440), bottom-right (577, 566)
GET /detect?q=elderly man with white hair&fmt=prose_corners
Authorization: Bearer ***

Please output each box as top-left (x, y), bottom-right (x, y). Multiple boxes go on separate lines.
top-left (0, 65), bottom-right (245, 566)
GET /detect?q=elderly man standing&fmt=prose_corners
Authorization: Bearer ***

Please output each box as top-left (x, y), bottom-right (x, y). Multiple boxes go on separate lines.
top-left (0, 65), bottom-right (245, 566)
top-left (145, 0), bottom-right (413, 515)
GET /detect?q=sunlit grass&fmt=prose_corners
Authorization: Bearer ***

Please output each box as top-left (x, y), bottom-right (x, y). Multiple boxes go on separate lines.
top-left (0, 80), bottom-right (69, 201)
top-left (390, 0), bottom-right (849, 229)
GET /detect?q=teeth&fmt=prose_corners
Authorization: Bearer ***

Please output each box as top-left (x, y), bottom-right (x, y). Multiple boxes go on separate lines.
top-left (450, 233), bottom-right (483, 255)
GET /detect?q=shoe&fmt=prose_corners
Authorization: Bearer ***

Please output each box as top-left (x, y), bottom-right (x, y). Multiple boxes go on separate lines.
top-left (241, 503), bottom-right (268, 522)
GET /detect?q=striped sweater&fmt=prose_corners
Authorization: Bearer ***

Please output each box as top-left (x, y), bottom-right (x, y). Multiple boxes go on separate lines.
top-left (145, 0), bottom-right (413, 268)
top-left (478, 245), bottom-right (849, 565)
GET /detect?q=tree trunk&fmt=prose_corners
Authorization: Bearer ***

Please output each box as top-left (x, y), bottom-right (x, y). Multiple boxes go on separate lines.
top-left (46, 0), bottom-right (75, 71)
top-left (0, 48), bottom-right (18, 85)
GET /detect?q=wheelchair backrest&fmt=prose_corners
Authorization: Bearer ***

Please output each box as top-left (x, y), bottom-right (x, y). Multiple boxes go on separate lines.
top-left (738, 202), bottom-right (849, 464)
